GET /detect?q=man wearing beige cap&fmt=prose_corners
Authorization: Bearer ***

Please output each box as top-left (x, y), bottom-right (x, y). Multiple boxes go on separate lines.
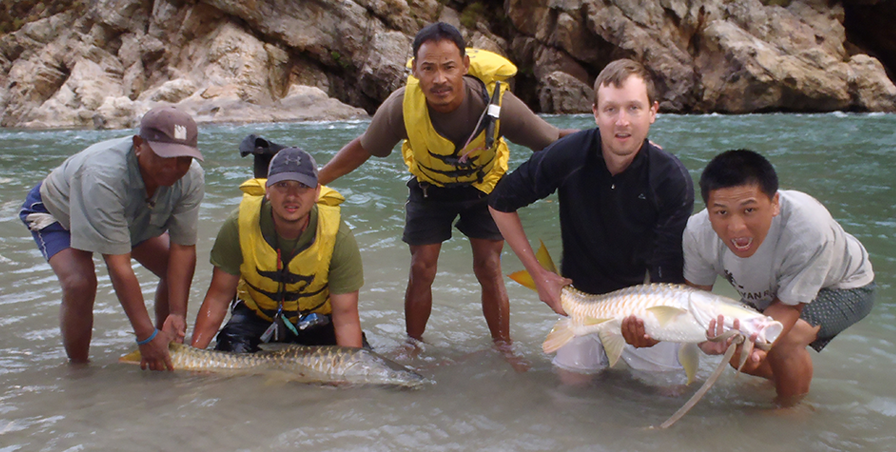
top-left (19, 105), bottom-right (205, 371)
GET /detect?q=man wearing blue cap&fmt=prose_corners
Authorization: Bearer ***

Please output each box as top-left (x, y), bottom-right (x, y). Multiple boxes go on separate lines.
top-left (19, 105), bottom-right (205, 371)
top-left (190, 147), bottom-right (365, 351)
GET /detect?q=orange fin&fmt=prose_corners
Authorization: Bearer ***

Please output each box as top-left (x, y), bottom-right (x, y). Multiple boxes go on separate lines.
top-left (508, 240), bottom-right (559, 291)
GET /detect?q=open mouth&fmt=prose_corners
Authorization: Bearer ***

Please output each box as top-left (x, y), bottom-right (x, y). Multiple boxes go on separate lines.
top-left (731, 237), bottom-right (753, 252)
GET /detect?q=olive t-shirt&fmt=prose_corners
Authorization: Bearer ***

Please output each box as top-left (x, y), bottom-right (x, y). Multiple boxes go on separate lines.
top-left (210, 203), bottom-right (364, 295)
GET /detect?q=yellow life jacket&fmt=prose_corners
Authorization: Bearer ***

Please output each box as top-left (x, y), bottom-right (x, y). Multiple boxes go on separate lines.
top-left (401, 48), bottom-right (517, 193)
top-left (235, 180), bottom-right (343, 323)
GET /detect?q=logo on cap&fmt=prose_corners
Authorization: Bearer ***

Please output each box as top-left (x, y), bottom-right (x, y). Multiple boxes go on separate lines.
top-left (174, 124), bottom-right (187, 141)
top-left (282, 153), bottom-right (303, 167)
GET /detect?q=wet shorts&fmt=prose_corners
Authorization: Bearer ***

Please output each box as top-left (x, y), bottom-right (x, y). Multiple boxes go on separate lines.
top-left (215, 301), bottom-right (368, 353)
top-left (402, 178), bottom-right (503, 245)
top-left (19, 182), bottom-right (71, 261)
top-left (552, 333), bottom-right (683, 374)
top-left (801, 282), bottom-right (876, 352)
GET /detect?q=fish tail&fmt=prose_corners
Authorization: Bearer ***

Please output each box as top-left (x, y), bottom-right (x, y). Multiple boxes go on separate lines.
top-left (508, 240), bottom-right (560, 291)
top-left (543, 317), bottom-right (576, 354)
top-left (119, 349), bottom-right (142, 364)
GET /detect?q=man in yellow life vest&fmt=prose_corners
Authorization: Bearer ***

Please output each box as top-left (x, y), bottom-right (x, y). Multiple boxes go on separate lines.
top-left (191, 147), bottom-right (365, 351)
top-left (319, 22), bottom-right (575, 348)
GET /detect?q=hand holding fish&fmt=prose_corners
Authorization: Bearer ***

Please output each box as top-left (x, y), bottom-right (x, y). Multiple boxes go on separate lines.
top-left (162, 314), bottom-right (187, 344)
top-left (620, 316), bottom-right (660, 348)
top-left (699, 315), bottom-right (764, 365)
top-left (137, 329), bottom-right (175, 371)
top-left (532, 267), bottom-right (571, 316)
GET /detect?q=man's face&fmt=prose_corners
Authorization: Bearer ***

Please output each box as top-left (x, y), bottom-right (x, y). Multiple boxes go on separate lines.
top-left (266, 180), bottom-right (319, 227)
top-left (706, 184), bottom-right (780, 258)
top-left (411, 39), bottom-right (470, 113)
top-left (593, 76), bottom-right (657, 161)
top-left (135, 137), bottom-right (193, 188)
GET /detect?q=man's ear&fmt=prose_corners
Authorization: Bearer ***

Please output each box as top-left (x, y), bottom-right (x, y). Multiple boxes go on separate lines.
top-left (132, 135), bottom-right (143, 153)
top-left (463, 54), bottom-right (470, 74)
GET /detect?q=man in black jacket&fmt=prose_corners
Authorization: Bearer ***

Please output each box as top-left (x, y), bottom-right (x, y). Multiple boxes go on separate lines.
top-left (489, 59), bottom-right (694, 376)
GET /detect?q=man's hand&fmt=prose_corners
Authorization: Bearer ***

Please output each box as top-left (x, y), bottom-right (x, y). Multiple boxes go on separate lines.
top-left (621, 315), bottom-right (659, 348)
top-left (139, 330), bottom-right (174, 371)
top-left (698, 315), bottom-right (763, 365)
top-left (533, 269), bottom-right (571, 316)
top-left (162, 314), bottom-right (187, 344)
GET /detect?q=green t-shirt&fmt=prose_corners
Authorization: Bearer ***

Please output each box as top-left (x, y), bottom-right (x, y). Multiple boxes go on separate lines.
top-left (210, 202), bottom-right (364, 295)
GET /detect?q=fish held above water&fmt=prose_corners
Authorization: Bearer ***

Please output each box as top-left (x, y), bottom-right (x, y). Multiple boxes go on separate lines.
top-left (544, 283), bottom-right (783, 382)
top-left (510, 242), bottom-right (785, 428)
top-left (119, 342), bottom-right (430, 388)
top-left (509, 241), bottom-right (783, 384)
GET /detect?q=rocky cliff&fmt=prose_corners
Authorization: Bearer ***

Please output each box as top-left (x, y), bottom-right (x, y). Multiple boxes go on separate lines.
top-left (1, 0), bottom-right (894, 129)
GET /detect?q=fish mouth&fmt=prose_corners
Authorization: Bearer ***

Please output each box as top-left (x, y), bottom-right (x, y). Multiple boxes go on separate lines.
top-left (755, 320), bottom-right (783, 350)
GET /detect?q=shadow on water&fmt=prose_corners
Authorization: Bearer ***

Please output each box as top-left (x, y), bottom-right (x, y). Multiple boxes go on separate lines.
top-left (1, 113), bottom-right (895, 451)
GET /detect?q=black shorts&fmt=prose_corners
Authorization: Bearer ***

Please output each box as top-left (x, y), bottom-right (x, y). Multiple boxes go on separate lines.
top-left (214, 302), bottom-right (368, 353)
top-left (402, 178), bottom-right (503, 245)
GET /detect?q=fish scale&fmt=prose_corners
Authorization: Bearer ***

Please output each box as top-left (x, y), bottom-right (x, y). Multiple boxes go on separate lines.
top-left (562, 283), bottom-right (710, 344)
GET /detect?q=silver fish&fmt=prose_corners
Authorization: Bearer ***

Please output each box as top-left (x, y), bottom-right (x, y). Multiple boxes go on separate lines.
top-left (509, 241), bottom-right (782, 384)
top-left (544, 282), bottom-right (783, 384)
top-left (510, 242), bottom-right (785, 428)
top-left (120, 342), bottom-right (429, 388)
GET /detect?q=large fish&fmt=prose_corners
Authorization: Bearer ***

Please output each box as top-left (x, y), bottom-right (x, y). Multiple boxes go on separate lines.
top-left (510, 241), bottom-right (783, 385)
top-left (120, 342), bottom-right (429, 388)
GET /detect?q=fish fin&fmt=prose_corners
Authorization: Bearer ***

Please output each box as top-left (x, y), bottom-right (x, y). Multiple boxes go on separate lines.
top-left (678, 343), bottom-right (700, 385)
top-left (543, 318), bottom-right (576, 354)
top-left (119, 349), bottom-right (142, 364)
top-left (535, 240), bottom-right (559, 275)
top-left (583, 316), bottom-right (612, 326)
top-left (508, 270), bottom-right (537, 291)
top-left (507, 240), bottom-right (559, 291)
top-left (645, 306), bottom-right (689, 327)
top-left (598, 329), bottom-right (626, 368)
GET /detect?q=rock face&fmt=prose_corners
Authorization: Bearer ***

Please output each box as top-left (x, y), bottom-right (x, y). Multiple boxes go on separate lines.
top-left (0, 0), bottom-right (893, 129)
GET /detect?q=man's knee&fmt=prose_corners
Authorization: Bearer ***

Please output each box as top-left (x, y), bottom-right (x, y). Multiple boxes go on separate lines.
top-left (409, 247), bottom-right (440, 283)
top-left (471, 242), bottom-right (503, 281)
top-left (473, 254), bottom-right (502, 280)
top-left (132, 234), bottom-right (171, 277)
top-left (59, 271), bottom-right (97, 304)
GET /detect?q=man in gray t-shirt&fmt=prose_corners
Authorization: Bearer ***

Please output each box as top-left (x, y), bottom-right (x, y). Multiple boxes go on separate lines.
top-left (682, 149), bottom-right (874, 405)
top-left (19, 106), bottom-right (205, 371)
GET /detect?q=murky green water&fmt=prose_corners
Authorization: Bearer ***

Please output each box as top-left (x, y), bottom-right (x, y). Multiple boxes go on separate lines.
top-left (1, 113), bottom-right (894, 451)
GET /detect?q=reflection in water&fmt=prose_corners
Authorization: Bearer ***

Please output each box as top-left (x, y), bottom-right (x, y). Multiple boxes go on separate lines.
top-left (1, 113), bottom-right (894, 451)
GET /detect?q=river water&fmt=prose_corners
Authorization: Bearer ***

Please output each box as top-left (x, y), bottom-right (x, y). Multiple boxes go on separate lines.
top-left (1, 113), bottom-right (894, 451)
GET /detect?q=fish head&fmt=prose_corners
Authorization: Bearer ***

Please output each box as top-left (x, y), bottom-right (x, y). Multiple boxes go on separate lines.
top-left (688, 290), bottom-right (783, 350)
top-left (734, 315), bottom-right (783, 350)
